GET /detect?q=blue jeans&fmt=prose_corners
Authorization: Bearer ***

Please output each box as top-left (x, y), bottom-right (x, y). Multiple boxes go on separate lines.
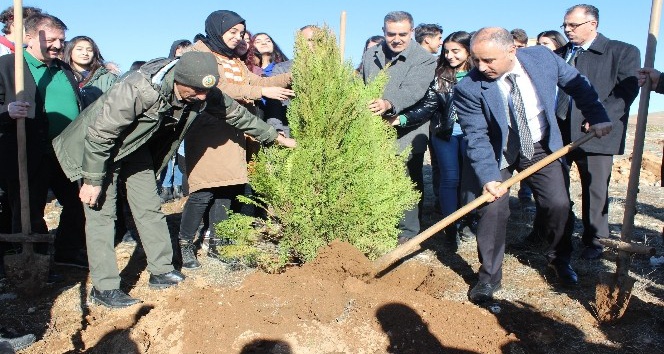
top-left (430, 134), bottom-right (466, 218)
top-left (160, 155), bottom-right (183, 188)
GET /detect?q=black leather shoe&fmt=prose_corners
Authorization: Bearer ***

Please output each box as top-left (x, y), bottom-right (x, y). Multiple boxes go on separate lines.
top-left (548, 259), bottom-right (579, 286)
top-left (149, 270), bottom-right (185, 289)
top-left (90, 287), bottom-right (141, 308)
top-left (580, 245), bottom-right (603, 260)
top-left (469, 281), bottom-right (501, 304)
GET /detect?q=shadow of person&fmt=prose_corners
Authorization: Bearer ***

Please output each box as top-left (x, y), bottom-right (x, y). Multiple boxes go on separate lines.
top-left (376, 302), bottom-right (478, 354)
top-left (490, 300), bottom-right (629, 354)
top-left (240, 338), bottom-right (292, 354)
top-left (82, 304), bottom-right (153, 353)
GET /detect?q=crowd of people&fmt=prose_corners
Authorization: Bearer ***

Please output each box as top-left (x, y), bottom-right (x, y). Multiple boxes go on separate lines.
top-left (0, 2), bottom-right (656, 351)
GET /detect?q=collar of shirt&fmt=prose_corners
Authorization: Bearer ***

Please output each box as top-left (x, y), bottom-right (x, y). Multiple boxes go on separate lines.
top-left (24, 49), bottom-right (51, 70)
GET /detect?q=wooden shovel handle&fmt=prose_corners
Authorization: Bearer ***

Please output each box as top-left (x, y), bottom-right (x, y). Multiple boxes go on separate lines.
top-left (372, 132), bottom-right (596, 275)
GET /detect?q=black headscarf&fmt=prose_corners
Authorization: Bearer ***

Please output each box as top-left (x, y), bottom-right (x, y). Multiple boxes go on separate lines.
top-left (203, 10), bottom-right (245, 58)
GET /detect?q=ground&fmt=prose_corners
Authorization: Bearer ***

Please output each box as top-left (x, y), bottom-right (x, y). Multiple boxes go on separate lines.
top-left (0, 115), bottom-right (663, 354)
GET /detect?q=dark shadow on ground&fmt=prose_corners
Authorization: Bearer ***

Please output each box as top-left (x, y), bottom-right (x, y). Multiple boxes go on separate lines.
top-left (82, 304), bottom-right (152, 353)
top-left (240, 339), bottom-right (292, 353)
top-left (376, 302), bottom-right (479, 354)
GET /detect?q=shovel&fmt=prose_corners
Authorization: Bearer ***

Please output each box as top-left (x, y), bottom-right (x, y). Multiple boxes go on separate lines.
top-left (0, 0), bottom-right (53, 296)
top-left (372, 132), bottom-right (597, 277)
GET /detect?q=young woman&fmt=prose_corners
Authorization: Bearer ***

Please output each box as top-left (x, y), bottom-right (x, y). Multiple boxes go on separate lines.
top-left (63, 36), bottom-right (117, 108)
top-left (252, 32), bottom-right (288, 76)
top-left (177, 10), bottom-right (294, 269)
top-left (431, 31), bottom-right (476, 244)
top-left (536, 30), bottom-right (567, 51)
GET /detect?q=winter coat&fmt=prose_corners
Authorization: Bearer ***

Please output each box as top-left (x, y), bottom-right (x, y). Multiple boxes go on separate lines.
top-left (79, 66), bottom-right (118, 108)
top-left (52, 59), bottom-right (277, 186)
top-left (185, 41), bottom-right (290, 193)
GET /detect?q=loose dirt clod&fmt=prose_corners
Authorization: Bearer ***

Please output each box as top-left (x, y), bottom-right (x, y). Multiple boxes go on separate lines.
top-left (594, 272), bottom-right (636, 324)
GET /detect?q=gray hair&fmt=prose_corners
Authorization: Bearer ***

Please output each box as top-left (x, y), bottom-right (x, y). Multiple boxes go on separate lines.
top-left (24, 13), bottom-right (67, 35)
top-left (566, 4), bottom-right (599, 24)
top-left (471, 27), bottom-right (514, 50)
top-left (384, 11), bottom-right (413, 28)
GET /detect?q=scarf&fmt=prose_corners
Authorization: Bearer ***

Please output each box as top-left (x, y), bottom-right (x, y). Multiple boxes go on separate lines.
top-left (202, 10), bottom-right (245, 58)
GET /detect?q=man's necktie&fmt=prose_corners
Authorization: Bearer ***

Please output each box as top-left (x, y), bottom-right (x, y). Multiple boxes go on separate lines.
top-left (506, 73), bottom-right (534, 160)
top-left (555, 46), bottom-right (581, 120)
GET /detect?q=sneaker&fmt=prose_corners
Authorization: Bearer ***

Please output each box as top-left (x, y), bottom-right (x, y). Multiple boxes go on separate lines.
top-left (148, 270), bottom-right (185, 289)
top-left (159, 187), bottom-right (173, 204)
top-left (469, 281), bottom-right (502, 304)
top-left (121, 230), bottom-right (138, 245)
top-left (172, 186), bottom-right (183, 200)
top-left (90, 287), bottom-right (141, 308)
top-left (0, 333), bottom-right (36, 351)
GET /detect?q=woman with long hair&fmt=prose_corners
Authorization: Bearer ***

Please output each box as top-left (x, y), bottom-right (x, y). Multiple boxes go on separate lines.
top-left (252, 32), bottom-right (288, 76)
top-left (63, 36), bottom-right (117, 108)
top-left (536, 30), bottom-right (568, 50)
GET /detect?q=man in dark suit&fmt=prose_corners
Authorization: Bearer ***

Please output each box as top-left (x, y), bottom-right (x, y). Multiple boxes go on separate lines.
top-left (556, 4), bottom-right (640, 260)
top-left (454, 27), bottom-right (612, 303)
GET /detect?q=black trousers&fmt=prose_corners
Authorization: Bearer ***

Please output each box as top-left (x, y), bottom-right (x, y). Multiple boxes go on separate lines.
top-left (4, 152), bottom-right (86, 257)
top-left (178, 184), bottom-right (246, 241)
top-left (475, 143), bottom-right (573, 284)
top-left (567, 151), bottom-right (612, 247)
top-left (399, 152), bottom-right (424, 238)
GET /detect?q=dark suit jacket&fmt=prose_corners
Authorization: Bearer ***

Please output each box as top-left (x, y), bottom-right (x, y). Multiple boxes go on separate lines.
top-left (454, 45), bottom-right (610, 188)
top-left (555, 33), bottom-right (640, 155)
top-left (0, 54), bottom-right (80, 179)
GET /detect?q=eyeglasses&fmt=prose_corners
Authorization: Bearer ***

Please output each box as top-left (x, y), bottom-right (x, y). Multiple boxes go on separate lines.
top-left (560, 20), bottom-right (593, 30)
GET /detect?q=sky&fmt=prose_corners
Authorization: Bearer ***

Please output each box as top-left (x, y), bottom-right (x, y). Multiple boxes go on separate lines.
top-left (11, 0), bottom-right (664, 112)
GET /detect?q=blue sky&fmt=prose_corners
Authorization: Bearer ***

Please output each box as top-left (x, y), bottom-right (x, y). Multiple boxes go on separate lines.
top-left (15, 0), bottom-right (664, 112)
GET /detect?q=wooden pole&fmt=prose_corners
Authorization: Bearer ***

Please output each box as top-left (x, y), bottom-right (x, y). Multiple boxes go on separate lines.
top-left (339, 11), bottom-right (347, 63)
top-left (373, 133), bottom-right (595, 275)
top-left (13, 0), bottom-right (31, 236)
top-left (616, 0), bottom-right (662, 277)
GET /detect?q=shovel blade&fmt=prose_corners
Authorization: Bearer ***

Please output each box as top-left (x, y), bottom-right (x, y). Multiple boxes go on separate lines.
top-left (4, 243), bottom-right (50, 297)
top-left (594, 271), bottom-right (636, 324)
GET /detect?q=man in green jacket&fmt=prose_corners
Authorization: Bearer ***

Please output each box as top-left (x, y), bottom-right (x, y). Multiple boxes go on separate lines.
top-left (53, 51), bottom-right (295, 309)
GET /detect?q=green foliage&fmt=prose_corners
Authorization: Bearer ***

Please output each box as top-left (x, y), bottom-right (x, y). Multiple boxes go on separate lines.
top-left (216, 27), bottom-right (419, 269)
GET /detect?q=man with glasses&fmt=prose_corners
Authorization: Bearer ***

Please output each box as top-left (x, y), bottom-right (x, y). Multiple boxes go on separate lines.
top-left (556, 4), bottom-right (640, 260)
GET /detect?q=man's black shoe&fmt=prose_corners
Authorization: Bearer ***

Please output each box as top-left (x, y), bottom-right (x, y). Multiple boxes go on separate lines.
top-left (148, 270), bottom-right (185, 289)
top-left (179, 241), bottom-right (201, 270)
top-left (0, 333), bottom-right (36, 351)
top-left (548, 259), bottom-right (579, 286)
top-left (580, 245), bottom-right (603, 260)
top-left (90, 287), bottom-right (141, 309)
top-left (469, 281), bottom-right (501, 304)
top-left (54, 252), bottom-right (89, 269)
top-left (46, 271), bottom-right (64, 285)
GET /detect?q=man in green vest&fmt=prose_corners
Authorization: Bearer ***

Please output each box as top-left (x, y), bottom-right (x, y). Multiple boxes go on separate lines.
top-left (52, 51), bottom-right (295, 308)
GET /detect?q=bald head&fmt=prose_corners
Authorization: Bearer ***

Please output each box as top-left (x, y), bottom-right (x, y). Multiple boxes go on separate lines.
top-left (470, 27), bottom-right (516, 80)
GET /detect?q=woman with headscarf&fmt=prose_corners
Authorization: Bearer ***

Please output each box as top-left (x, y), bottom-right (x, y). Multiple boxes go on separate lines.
top-left (177, 10), bottom-right (294, 269)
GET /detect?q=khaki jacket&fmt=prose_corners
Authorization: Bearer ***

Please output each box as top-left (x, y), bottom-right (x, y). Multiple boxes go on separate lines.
top-left (53, 62), bottom-right (277, 186)
top-left (185, 41), bottom-right (290, 193)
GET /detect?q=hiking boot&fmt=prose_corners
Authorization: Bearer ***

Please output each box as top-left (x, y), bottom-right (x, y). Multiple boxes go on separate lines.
top-left (148, 270), bottom-right (185, 289)
top-left (159, 187), bottom-right (173, 204)
top-left (90, 287), bottom-right (141, 308)
top-left (179, 240), bottom-right (201, 270)
top-left (0, 333), bottom-right (36, 351)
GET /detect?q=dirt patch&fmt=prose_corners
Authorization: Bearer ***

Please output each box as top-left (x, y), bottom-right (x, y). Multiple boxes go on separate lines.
top-left (1, 117), bottom-right (663, 353)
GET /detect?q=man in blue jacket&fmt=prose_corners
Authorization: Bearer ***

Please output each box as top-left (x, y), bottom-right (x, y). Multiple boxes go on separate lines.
top-left (454, 27), bottom-right (612, 303)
